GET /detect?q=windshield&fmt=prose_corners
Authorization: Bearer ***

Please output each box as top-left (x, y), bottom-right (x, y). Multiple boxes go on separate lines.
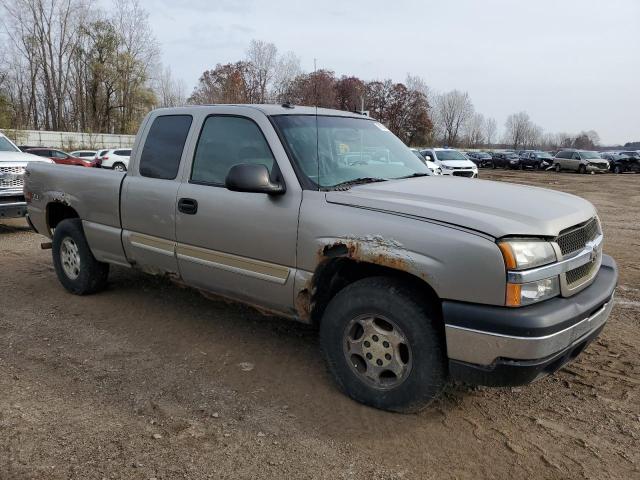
top-left (0, 136), bottom-right (19, 152)
top-left (435, 150), bottom-right (468, 161)
top-left (272, 115), bottom-right (430, 189)
top-left (581, 151), bottom-right (602, 159)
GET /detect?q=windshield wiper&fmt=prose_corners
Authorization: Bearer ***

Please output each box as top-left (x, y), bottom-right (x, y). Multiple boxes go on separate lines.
top-left (328, 177), bottom-right (387, 190)
top-left (396, 173), bottom-right (430, 179)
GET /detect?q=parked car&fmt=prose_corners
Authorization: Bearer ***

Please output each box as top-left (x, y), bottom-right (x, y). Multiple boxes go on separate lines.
top-left (100, 148), bottom-right (131, 171)
top-left (25, 147), bottom-right (98, 167)
top-left (618, 151), bottom-right (640, 160)
top-left (601, 152), bottom-right (640, 174)
top-left (419, 148), bottom-right (478, 177)
top-left (491, 152), bottom-right (521, 169)
top-left (410, 148), bottom-right (442, 175)
top-left (0, 133), bottom-right (54, 219)
top-left (466, 151), bottom-right (493, 168)
top-left (70, 150), bottom-right (97, 159)
top-left (519, 151), bottom-right (554, 170)
top-left (553, 150), bottom-right (609, 174)
top-left (25, 105), bottom-right (618, 413)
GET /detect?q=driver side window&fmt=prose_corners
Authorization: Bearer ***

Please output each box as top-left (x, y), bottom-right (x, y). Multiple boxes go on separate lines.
top-left (191, 116), bottom-right (275, 186)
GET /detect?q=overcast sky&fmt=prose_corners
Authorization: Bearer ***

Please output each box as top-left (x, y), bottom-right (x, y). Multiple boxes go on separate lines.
top-left (137, 0), bottom-right (639, 145)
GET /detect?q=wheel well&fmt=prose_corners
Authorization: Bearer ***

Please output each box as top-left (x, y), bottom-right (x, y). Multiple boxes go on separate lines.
top-left (303, 257), bottom-right (441, 325)
top-left (47, 202), bottom-right (79, 231)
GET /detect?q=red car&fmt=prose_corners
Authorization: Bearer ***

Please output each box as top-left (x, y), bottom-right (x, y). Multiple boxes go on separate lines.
top-left (25, 148), bottom-right (99, 167)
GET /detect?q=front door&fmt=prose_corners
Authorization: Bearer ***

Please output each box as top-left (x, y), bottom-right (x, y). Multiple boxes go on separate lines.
top-left (175, 113), bottom-right (301, 313)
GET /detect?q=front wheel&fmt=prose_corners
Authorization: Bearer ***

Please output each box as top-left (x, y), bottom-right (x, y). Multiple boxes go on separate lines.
top-left (613, 165), bottom-right (622, 174)
top-left (555, 163), bottom-right (561, 172)
top-left (578, 164), bottom-right (587, 174)
top-left (320, 277), bottom-right (446, 413)
top-left (52, 218), bottom-right (109, 295)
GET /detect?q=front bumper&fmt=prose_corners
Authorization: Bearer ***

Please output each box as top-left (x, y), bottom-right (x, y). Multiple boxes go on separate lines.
top-left (0, 199), bottom-right (28, 218)
top-left (443, 255), bottom-right (618, 386)
top-left (586, 164), bottom-right (609, 173)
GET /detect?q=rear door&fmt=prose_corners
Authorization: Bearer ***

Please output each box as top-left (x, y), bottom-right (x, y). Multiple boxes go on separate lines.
top-left (174, 110), bottom-right (301, 313)
top-left (120, 114), bottom-right (194, 275)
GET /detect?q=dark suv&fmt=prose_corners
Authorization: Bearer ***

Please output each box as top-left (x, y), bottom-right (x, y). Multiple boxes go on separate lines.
top-left (491, 152), bottom-right (521, 169)
top-left (466, 152), bottom-right (493, 167)
top-left (601, 152), bottom-right (640, 174)
top-left (519, 151), bottom-right (553, 170)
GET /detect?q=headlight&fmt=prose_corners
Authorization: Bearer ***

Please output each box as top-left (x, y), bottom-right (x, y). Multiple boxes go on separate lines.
top-left (506, 277), bottom-right (560, 307)
top-left (499, 240), bottom-right (559, 307)
top-left (498, 240), bottom-right (556, 270)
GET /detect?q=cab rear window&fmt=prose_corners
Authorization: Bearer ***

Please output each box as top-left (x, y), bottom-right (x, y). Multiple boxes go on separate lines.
top-left (140, 115), bottom-right (192, 179)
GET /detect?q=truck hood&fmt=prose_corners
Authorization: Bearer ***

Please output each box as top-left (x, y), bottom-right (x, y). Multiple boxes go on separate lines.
top-left (325, 177), bottom-right (596, 238)
top-left (0, 151), bottom-right (52, 165)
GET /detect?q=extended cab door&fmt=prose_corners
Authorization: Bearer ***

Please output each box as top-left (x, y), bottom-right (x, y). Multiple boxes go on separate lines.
top-left (174, 108), bottom-right (302, 314)
top-left (120, 113), bottom-right (194, 275)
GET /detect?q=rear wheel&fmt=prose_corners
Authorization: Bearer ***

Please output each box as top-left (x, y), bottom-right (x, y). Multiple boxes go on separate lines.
top-left (52, 218), bottom-right (109, 295)
top-left (113, 162), bottom-right (127, 172)
top-left (320, 277), bottom-right (446, 413)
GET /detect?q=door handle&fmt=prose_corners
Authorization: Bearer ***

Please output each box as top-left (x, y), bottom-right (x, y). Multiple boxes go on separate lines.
top-left (178, 197), bottom-right (198, 215)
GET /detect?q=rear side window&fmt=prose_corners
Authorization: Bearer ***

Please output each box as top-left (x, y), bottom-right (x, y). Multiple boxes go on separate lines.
top-left (190, 115), bottom-right (275, 186)
top-left (140, 115), bottom-right (192, 179)
top-left (114, 149), bottom-right (131, 156)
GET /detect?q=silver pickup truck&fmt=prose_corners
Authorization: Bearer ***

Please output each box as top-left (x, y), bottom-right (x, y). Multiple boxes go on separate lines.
top-left (24, 105), bottom-right (618, 412)
top-left (0, 132), bottom-right (53, 220)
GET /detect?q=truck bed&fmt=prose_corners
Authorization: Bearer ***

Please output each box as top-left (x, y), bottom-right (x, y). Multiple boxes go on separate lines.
top-left (26, 163), bottom-right (126, 234)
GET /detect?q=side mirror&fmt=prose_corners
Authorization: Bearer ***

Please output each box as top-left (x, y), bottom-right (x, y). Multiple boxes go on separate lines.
top-left (225, 163), bottom-right (285, 195)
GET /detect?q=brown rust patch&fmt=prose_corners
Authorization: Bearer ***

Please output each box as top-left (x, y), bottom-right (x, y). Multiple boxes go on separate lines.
top-left (318, 238), bottom-right (411, 272)
top-left (295, 287), bottom-right (312, 321)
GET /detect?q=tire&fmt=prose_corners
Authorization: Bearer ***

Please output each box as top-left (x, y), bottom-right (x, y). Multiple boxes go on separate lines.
top-left (52, 218), bottom-right (109, 295)
top-left (613, 165), bottom-right (622, 174)
top-left (113, 162), bottom-right (127, 172)
top-left (319, 276), bottom-right (446, 413)
top-left (491, 161), bottom-right (497, 169)
top-left (578, 164), bottom-right (586, 174)
top-left (555, 163), bottom-right (561, 172)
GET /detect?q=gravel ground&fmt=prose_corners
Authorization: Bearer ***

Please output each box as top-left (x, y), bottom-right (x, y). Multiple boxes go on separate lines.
top-left (1, 169), bottom-right (638, 479)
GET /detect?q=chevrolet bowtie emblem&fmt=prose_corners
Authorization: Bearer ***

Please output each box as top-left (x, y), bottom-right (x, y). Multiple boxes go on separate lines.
top-left (585, 240), bottom-right (599, 262)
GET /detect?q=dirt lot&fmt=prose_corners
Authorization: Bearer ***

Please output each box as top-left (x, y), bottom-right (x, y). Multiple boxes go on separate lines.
top-left (1, 170), bottom-right (638, 480)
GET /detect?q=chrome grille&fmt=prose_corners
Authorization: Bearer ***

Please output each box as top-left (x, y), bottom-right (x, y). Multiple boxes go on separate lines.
top-left (556, 218), bottom-right (599, 256)
top-left (0, 166), bottom-right (25, 189)
top-left (566, 260), bottom-right (598, 287)
top-left (452, 171), bottom-right (474, 177)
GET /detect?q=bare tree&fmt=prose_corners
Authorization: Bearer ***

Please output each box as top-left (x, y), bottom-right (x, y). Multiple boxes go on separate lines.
top-left (484, 117), bottom-right (497, 147)
top-left (111, 0), bottom-right (159, 132)
top-left (245, 39), bottom-right (277, 103)
top-left (271, 51), bottom-right (301, 103)
top-left (154, 65), bottom-right (186, 107)
top-left (1, 0), bottom-right (85, 130)
top-left (433, 90), bottom-right (474, 147)
top-left (504, 111), bottom-right (531, 149)
top-left (463, 112), bottom-right (485, 148)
